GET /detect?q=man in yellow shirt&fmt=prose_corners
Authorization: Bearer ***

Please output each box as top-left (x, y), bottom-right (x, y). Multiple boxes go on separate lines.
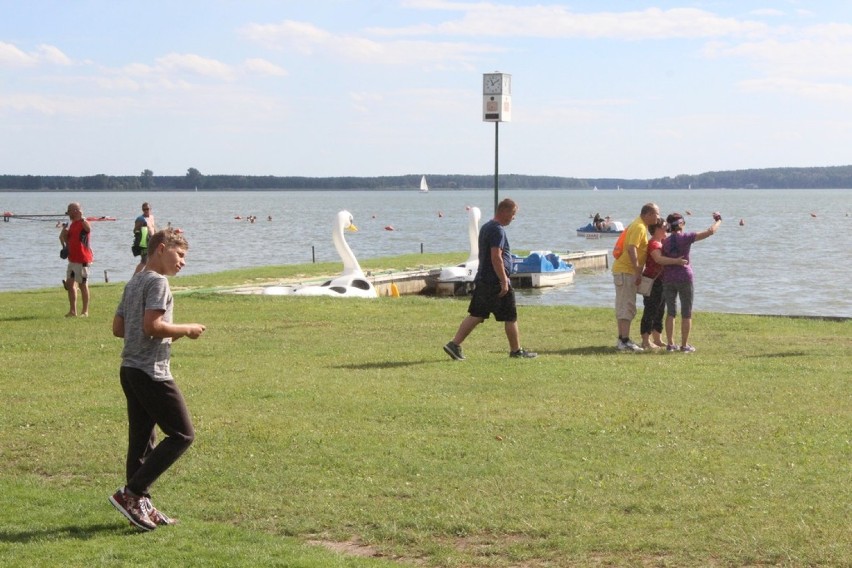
top-left (612, 203), bottom-right (661, 351)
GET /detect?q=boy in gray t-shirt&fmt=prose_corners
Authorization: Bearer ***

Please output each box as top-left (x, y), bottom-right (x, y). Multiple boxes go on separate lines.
top-left (108, 228), bottom-right (206, 531)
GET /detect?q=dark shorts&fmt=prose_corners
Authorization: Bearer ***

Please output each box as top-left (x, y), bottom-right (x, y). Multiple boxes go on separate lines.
top-left (467, 281), bottom-right (517, 322)
top-left (663, 281), bottom-right (694, 319)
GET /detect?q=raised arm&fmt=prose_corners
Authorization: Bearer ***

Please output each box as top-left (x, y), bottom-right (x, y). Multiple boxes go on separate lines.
top-left (695, 219), bottom-right (721, 242)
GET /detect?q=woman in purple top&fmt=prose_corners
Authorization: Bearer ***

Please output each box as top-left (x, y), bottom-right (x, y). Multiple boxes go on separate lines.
top-left (661, 212), bottom-right (722, 353)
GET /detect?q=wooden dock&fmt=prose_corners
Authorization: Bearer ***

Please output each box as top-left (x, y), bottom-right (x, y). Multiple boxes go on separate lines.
top-left (225, 250), bottom-right (610, 297)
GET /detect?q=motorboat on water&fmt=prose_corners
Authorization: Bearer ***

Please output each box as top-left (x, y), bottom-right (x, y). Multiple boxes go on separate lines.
top-left (576, 220), bottom-right (624, 239)
top-left (510, 251), bottom-right (575, 288)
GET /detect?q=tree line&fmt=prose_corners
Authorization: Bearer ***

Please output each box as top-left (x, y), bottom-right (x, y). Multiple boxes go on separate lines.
top-left (2, 166), bottom-right (852, 191)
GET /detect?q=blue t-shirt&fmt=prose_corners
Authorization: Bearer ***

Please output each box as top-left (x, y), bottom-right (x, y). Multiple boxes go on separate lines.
top-left (476, 219), bottom-right (511, 285)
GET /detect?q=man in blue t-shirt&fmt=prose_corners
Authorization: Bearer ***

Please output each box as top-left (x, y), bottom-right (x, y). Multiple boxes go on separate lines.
top-left (443, 198), bottom-right (537, 360)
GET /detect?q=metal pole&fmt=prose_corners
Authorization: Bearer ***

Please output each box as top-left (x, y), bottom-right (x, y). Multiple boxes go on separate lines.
top-left (494, 121), bottom-right (499, 214)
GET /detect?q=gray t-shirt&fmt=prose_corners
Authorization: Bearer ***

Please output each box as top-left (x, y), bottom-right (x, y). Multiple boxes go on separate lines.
top-left (115, 270), bottom-right (174, 381)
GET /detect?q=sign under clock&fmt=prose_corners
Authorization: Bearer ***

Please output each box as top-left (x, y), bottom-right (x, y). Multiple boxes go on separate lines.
top-left (482, 72), bottom-right (511, 122)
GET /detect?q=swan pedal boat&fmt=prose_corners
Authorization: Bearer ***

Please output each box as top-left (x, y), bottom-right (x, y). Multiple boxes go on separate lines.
top-left (263, 210), bottom-right (377, 298)
top-left (434, 206), bottom-right (481, 296)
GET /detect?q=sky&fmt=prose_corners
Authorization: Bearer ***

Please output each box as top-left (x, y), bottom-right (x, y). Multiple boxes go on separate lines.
top-left (3, 0), bottom-right (852, 180)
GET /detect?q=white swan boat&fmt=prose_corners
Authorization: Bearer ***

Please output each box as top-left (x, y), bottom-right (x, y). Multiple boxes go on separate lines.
top-left (263, 210), bottom-right (377, 298)
top-left (433, 206), bottom-right (481, 296)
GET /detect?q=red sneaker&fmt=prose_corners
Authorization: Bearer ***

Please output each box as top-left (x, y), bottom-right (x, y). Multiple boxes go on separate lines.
top-left (144, 497), bottom-right (178, 526)
top-left (109, 488), bottom-right (156, 531)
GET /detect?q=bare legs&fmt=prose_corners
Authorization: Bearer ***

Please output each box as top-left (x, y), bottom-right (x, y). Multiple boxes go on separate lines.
top-left (66, 280), bottom-right (90, 317)
top-left (452, 316), bottom-right (521, 353)
top-left (665, 315), bottom-right (691, 347)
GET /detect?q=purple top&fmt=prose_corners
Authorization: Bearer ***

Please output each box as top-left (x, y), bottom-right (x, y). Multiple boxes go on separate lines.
top-left (661, 231), bottom-right (697, 284)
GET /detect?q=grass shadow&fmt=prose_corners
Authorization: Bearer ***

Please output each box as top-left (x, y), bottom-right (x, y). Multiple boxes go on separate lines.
top-left (0, 523), bottom-right (128, 543)
top-left (746, 351), bottom-right (808, 358)
top-left (334, 359), bottom-right (435, 370)
top-left (539, 346), bottom-right (617, 356)
top-left (0, 315), bottom-right (40, 322)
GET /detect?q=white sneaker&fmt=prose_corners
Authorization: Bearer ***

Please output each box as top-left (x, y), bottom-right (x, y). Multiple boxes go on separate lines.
top-left (617, 339), bottom-right (643, 352)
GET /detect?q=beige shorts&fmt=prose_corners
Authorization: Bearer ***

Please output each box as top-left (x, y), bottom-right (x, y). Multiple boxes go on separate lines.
top-left (613, 272), bottom-right (637, 321)
top-left (66, 262), bottom-right (90, 284)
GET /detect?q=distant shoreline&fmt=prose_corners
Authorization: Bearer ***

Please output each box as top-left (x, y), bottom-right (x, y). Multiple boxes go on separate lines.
top-left (3, 165), bottom-right (852, 191)
top-left (1, 186), bottom-right (848, 193)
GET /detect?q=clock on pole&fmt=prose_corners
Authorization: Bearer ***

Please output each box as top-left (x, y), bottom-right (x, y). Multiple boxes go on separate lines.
top-left (482, 72), bottom-right (511, 122)
top-left (482, 72), bottom-right (512, 213)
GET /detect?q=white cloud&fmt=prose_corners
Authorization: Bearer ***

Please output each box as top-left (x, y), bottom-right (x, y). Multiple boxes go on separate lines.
top-left (244, 58), bottom-right (288, 77)
top-left (36, 44), bottom-right (72, 66)
top-left (371, 5), bottom-right (768, 40)
top-left (705, 22), bottom-right (852, 81)
top-left (155, 53), bottom-right (235, 81)
top-left (748, 9), bottom-right (786, 18)
top-left (0, 41), bottom-right (71, 67)
top-left (739, 77), bottom-right (852, 102)
top-left (240, 19), bottom-right (502, 67)
top-left (0, 93), bottom-right (132, 117)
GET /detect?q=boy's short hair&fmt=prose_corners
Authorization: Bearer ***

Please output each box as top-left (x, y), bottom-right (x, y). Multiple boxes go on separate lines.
top-left (148, 228), bottom-right (188, 252)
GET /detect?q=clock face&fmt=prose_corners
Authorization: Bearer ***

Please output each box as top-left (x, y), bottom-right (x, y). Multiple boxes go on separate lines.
top-left (483, 74), bottom-right (502, 94)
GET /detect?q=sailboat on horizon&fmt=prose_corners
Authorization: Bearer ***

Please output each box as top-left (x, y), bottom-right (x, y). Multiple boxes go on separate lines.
top-left (419, 175), bottom-right (429, 193)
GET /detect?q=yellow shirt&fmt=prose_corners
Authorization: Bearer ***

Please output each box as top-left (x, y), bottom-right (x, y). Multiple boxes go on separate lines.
top-left (612, 216), bottom-right (649, 275)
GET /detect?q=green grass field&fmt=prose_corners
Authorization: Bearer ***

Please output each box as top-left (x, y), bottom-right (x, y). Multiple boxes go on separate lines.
top-left (1, 255), bottom-right (849, 567)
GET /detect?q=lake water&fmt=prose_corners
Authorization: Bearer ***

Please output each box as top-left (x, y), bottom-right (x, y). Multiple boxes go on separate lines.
top-left (2, 188), bottom-right (850, 317)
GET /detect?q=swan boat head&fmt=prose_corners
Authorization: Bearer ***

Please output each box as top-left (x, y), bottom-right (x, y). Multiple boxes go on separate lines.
top-left (437, 206), bottom-right (481, 283)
